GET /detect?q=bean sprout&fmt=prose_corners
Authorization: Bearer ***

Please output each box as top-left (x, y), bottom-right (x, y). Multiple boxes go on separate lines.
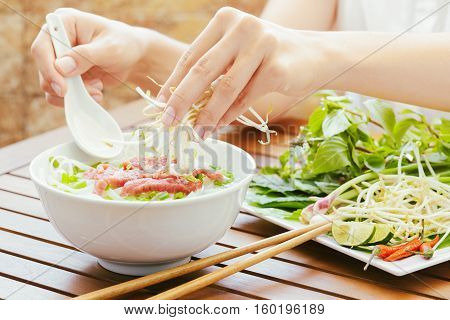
top-left (317, 143), bottom-right (450, 245)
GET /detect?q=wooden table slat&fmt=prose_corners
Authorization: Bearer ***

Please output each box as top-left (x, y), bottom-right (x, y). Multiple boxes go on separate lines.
top-left (0, 208), bottom-right (73, 247)
top-left (0, 251), bottom-right (114, 297)
top-left (0, 275), bottom-right (68, 300)
top-left (0, 174), bottom-right (39, 199)
top-left (0, 190), bottom-right (47, 220)
top-left (8, 165), bottom-right (30, 179)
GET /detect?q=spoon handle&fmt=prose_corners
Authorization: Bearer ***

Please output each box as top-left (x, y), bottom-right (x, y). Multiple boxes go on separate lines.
top-left (46, 13), bottom-right (73, 58)
top-left (46, 14), bottom-right (88, 97)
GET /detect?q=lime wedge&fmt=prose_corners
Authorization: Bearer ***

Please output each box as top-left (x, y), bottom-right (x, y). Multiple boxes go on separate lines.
top-left (367, 224), bottom-right (393, 244)
top-left (332, 221), bottom-right (375, 247)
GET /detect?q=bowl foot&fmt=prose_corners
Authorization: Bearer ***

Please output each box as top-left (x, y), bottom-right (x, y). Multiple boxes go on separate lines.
top-left (98, 257), bottom-right (191, 276)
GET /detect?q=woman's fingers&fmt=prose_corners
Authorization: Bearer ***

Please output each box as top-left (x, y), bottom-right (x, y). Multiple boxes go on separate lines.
top-left (39, 72), bottom-right (58, 96)
top-left (54, 40), bottom-right (110, 78)
top-left (158, 7), bottom-right (239, 102)
top-left (45, 93), bottom-right (64, 107)
top-left (193, 47), bottom-right (266, 138)
top-left (45, 87), bottom-right (103, 107)
top-left (162, 36), bottom-right (238, 126)
top-left (43, 75), bottom-right (103, 107)
top-left (32, 8), bottom-right (108, 101)
top-left (31, 24), bottom-right (67, 97)
top-left (217, 67), bottom-right (274, 127)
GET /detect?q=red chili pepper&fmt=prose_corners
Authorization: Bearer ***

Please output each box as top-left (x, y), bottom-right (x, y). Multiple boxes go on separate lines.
top-left (384, 238), bottom-right (423, 262)
top-left (373, 241), bottom-right (410, 259)
top-left (419, 235), bottom-right (440, 259)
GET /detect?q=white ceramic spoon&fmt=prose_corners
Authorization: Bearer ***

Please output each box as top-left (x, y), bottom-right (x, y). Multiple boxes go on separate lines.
top-left (46, 13), bottom-right (123, 159)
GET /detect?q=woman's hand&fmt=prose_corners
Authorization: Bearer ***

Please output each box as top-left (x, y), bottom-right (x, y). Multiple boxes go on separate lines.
top-left (158, 7), bottom-right (325, 137)
top-left (31, 8), bottom-right (149, 106)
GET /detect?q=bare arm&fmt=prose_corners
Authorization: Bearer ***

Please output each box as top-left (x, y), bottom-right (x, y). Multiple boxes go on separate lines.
top-left (129, 29), bottom-right (187, 92)
top-left (249, 0), bottom-right (337, 120)
top-left (324, 32), bottom-right (450, 112)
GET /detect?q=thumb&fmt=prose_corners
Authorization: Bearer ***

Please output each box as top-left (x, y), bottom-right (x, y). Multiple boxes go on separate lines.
top-left (54, 42), bottom-right (101, 76)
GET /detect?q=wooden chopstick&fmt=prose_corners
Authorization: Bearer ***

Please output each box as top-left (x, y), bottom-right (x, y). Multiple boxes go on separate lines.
top-left (148, 222), bottom-right (331, 300)
top-left (73, 220), bottom-right (330, 300)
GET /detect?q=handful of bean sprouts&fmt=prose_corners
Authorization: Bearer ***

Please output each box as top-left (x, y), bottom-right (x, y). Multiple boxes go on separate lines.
top-left (307, 143), bottom-right (450, 247)
top-left (136, 76), bottom-right (276, 141)
top-left (132, 76), bottom-right (276, 172)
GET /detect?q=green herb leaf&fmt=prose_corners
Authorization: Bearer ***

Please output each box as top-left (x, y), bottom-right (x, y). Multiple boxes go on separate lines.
top-left (259, 166), bottom-right (279, 175)
top-left (246, 190), bottom-right (311, 209)
top-left (155, 192), bottom-right (170, 201)
top-left (174, 192), bottom-right (186, 200)
top-left (363, 154), bottom-right (385, 172)
top-left (245, 205), bottom-right (302, 221)
top-left (322, 109), bottom-right (351, 138)
top-left (292, 179), bottom-right (323, 195)
top-left (308, 107), bottom-right (327, 136)
top-left (393, 118), bottom-right (420, 143)
top-left (49, 156), bottom-right (59, 168)
top-left (251, 174), bottom-right (296, 193)
top-left (72, 181), bottom-right (87, 189)
top-left (279, 150), bottom-right (290, 167)
top-left (364, 99), bottom-right (396, 134)
top-left (315, 181), bottom-right (340, 194)
top-left (437, 233), bottom-right (450, 250)
top-left (312, 136), bottom-right (351, 175)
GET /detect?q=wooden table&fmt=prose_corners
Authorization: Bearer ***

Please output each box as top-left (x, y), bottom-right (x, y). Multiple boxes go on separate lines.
top-left (0, 100), bottom-right (448, 300)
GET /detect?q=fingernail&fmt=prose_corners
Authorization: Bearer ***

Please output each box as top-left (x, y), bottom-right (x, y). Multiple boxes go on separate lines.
top-left (157, 94), bottom-right (166, 103)
top-left (203, 127), bottom-right (214, 140)
top-left (88, 79), bottom-right (103, 91)
top-left (50, 82), bottom-right (62, 97)
top-left (55, 56), bottom-right (76, 75)
top-left (162, 105), bottom-right (175, 127)
top-left (92, 93), bottom-right (102, 102)
top-left (194, 125), bottom-right (205, 140)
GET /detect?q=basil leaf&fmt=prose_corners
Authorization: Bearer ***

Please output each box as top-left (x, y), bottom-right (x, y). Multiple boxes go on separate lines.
top-left (292, 179), bottom-right (323, 195)
top-left (326, 96), bottom-right (352, 103)
top-left (312, 136), bottom-right (351, 175)
top-left (279, 150), bottom-right (290, 167)
top-left (363, 154), bottom-right (385, 172)
top-left (322, 109), bottom-right (351, 138)
top-left (259, 166), bottom-right (279, 175)
top-left (393, 118), bottom-right (420, 143)
top-left (364, 99), bottom-right (396, 134)
top-left (246, 191), bottom-right (311, 209)
top-left (315, 181), bottom-right (340, 194)
top-left (245, 205), bottom-right (302, 221)
top-left (250, 174), bottom-right (296, 193)
top-left (351, 147), bottom-right (362, 168)
top-left (308, 107), bottom-right (327, 136)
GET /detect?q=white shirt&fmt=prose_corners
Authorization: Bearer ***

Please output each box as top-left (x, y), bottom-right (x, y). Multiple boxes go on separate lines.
top-left (336, 0), bottom-right (450, 32)
top-left (335, 0), bottom-right (450, 118)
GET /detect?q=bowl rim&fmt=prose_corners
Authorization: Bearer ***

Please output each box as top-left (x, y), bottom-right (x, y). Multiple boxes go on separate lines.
top-left (29, 137), bottom-right (256, 208)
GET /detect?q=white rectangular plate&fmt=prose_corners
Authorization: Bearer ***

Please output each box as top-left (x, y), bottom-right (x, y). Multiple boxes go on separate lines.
top-left (242, 203), bottom-right (450, 276)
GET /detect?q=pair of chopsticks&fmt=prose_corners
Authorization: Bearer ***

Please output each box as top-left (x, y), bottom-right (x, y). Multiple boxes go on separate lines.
top-left (74, 220), bottom-right (331, 300)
